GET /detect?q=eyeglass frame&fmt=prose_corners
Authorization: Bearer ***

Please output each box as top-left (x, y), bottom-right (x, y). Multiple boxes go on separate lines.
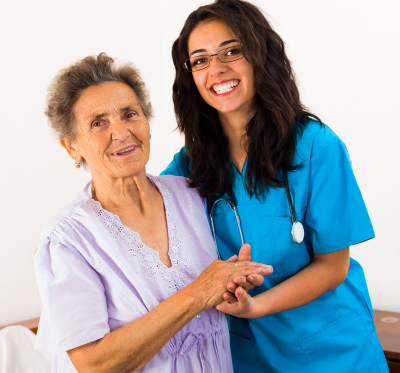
top-left (182, 45), bottom-right (249, 73)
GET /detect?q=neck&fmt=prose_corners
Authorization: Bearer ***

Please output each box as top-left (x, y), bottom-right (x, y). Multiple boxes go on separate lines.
top-left (90, 169), bottom-right (155, 215)
top-left (218, 108), bottom-right (256, 174)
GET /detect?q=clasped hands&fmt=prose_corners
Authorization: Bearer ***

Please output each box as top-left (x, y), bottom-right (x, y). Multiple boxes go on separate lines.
top-left (217, 243), bottom-right (273, 318)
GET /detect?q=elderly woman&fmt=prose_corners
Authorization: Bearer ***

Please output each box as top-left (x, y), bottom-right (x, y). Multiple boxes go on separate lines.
top-left (34, 53), bottom-right (272, 373)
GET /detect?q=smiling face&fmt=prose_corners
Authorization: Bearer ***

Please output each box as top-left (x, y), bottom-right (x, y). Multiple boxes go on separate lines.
top-left (188, 18), bottom-right (256, 117)
top-left (63, 81), bottom-right (151, 181)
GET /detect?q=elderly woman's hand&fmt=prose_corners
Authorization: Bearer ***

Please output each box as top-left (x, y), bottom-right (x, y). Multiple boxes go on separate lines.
top-left (222, 244), bottom-right (272, 303)
top-left (189, 248), bottom-right (272, 310)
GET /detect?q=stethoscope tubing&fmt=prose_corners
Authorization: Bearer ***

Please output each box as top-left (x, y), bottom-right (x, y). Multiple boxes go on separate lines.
top-left (208, 169), bottom-right (304, 254)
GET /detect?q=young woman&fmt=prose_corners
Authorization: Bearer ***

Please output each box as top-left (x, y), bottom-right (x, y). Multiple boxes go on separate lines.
top-left (162, 0), bottom-right (389, 372)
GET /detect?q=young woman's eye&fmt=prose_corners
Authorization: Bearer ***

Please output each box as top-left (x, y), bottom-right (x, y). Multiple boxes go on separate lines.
top-left (191, 57), bottom-right (208, 68)
top-left (226, 47), bottom-right (241, 56)
top-left (195, 58), bottom-right (206, 64)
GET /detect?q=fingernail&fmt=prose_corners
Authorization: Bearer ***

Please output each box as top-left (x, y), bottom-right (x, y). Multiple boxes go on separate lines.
top-left (238, 288), bottom-right (243, 296)
top-left (249, 276), bottom-right (254, 281)
top-left (238, 278), bottom-right (241, 283)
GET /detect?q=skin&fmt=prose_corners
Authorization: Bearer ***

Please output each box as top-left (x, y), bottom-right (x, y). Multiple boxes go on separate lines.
top-left (60, 81), bottom-right (272, 372)
top-left (188, 19), bottom-right (351, 318)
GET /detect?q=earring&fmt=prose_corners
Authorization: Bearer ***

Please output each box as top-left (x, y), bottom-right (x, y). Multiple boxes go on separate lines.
top-left (75, 160), bottom-right (81, 168)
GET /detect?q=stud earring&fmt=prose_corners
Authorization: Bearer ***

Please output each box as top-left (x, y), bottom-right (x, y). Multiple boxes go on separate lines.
top-left (75, 160), bottom-right (81, 168)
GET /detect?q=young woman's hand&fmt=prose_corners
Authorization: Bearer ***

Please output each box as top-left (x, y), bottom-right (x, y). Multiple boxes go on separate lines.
top-left (216, 286), bottom-right (257, 318)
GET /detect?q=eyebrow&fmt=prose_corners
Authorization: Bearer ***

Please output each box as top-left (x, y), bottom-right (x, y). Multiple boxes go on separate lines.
top-left (189, 39), bottom-right (238, 57)
top-left (89, 105), bottom-right (137, 121)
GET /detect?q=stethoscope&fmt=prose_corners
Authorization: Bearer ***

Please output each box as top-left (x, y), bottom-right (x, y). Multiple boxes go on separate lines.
top-left (208, 169), bottom-right (304, 256)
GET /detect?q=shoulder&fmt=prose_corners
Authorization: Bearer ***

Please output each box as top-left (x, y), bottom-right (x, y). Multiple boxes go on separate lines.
top-left (296, 119), bottom-right (348, 161)
top-left (40, 182), bottom-right (92, 244)
top-left (149, 173), bottom-right (192, 195)
top-left (160, 147), bottom-right (190, 178)
top-left (149, 174), bottom-right (206, 210)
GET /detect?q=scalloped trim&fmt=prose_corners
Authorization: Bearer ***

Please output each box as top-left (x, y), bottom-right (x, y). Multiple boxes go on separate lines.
top-left (88, 175), bottom-right (191, 295)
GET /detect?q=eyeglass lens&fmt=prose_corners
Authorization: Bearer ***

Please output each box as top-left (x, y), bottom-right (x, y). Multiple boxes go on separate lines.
top-left (187, 45), bottom-right (245, 72)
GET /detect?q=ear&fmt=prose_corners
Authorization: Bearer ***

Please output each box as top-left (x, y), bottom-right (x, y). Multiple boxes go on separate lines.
top-left (59, 138), bottom-right (81, 163)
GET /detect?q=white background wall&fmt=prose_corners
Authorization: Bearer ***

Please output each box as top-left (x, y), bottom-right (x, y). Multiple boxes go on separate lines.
top-left (0, 0), bottom-right (399, 326)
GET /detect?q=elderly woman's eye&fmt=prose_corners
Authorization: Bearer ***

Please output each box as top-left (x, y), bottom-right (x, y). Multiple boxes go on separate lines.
top-left (126, 113), bottom-right (136, 119)
top-left (92, 121), bottom-right (104, 127)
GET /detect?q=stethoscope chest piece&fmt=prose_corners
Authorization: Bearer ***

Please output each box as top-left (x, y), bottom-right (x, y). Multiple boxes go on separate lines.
top-left (291, 221), bottom-right (304, 244)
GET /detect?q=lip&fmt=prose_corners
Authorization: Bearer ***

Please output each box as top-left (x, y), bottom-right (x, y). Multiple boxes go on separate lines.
top-left (111, 144), bottom-right (138, 157)
top-left (210, 79), bottom-right (240, 97)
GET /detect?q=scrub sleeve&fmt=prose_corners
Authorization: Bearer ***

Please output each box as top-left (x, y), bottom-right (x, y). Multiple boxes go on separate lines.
top-left (303, 130), bottom-right (374, 254)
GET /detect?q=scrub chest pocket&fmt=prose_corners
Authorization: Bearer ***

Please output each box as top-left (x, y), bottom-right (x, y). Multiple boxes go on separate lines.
top-left (259, 209), bottom-right (310, 277)
top-left (298, 310), bottom-right (381, 373)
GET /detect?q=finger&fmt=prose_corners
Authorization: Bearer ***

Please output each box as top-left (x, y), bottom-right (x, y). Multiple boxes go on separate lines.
top-left (232, 264), bottom-right (273, 277)
top-left (247, 274), bottom-right (265, 286)
top-left (227, 281), bottom-right (238, 293)
top-left (232, 260), bottom-right (271, 270)
top-left (226, 254), bottom-right (238, 262)
top-left (238, 243), bottom-right (251, 261)
top-left (216, 300), bottom-right (230, 312)
top-left (223, 291), bottom-right (238, 303)
top-left (232, 276), bottom-right (246, 286)
top-left (240, 274), bottom-right (264, 290)
top-left (235, 286), bottom-right (251, 304)
top-left (248, 264), bottom-right (273, 275)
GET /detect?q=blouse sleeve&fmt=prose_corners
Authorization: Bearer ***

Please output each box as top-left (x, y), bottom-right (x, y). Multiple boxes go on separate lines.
top-left (34, 239), bottom-right (110, 355)
top-left (304, 135), bottom-right (375, 254)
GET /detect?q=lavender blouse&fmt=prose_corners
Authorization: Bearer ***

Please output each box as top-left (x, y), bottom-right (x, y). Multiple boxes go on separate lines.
top-left (34, 175), bottom-right (233, 373)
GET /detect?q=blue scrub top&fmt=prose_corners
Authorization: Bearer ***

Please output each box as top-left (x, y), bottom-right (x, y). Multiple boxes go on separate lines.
top-left (162, 121), bottom-right (388, 373)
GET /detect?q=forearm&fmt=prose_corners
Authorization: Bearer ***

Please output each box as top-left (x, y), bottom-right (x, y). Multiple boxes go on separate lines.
top-left (251, 248), bottom-right (350, 318)
top-left (69, 257), bottom-right (270, 372)
top-left (69, 284), bottom-right (203, 373)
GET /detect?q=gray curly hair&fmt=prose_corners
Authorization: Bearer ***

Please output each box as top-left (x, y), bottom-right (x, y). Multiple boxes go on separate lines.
top-left (45, 53), bottom-right (153, 167)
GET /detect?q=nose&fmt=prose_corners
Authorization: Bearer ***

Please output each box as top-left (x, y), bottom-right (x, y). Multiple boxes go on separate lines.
top-left (208, 55), bottom-right (227, 78)
top-left (111, 119), bottom-right (130, 142)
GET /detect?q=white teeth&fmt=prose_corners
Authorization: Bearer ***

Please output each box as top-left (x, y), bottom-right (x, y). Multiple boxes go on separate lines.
top-left (212, 81), bottom-right (239, 94)
top-left (118, 146), bottom-right (135, 154)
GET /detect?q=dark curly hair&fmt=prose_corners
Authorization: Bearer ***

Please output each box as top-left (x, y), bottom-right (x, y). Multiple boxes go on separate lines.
top-left (172, 0), bottom-right (321, 201)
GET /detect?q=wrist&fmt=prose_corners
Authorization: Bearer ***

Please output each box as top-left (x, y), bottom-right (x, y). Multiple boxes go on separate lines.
top-left (183, 281), bottom-right (208, 313)
top-left (250, 293), bottom-right (270, 319)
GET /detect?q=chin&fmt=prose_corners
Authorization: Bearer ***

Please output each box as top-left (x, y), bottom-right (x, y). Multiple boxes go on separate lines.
top-left (214, 103), bottom-right (242, 114)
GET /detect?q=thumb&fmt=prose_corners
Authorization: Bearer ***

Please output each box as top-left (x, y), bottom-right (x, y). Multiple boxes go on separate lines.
top-left (235, 286), bottom-right (250, 304)
top-left (238, 243), bottom-right (251, 261)
top-left (226, 254), bottom-right (238, 262)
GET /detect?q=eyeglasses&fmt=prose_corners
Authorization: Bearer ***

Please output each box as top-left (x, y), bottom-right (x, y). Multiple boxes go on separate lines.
top-left (183, 45), bottom-right (248, 73)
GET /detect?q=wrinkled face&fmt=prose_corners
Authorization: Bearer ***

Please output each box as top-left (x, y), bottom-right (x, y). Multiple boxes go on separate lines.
top-left (188, 18), bottom-right (256, 116)
top-left (68, 81), bottom-right (150, 179)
